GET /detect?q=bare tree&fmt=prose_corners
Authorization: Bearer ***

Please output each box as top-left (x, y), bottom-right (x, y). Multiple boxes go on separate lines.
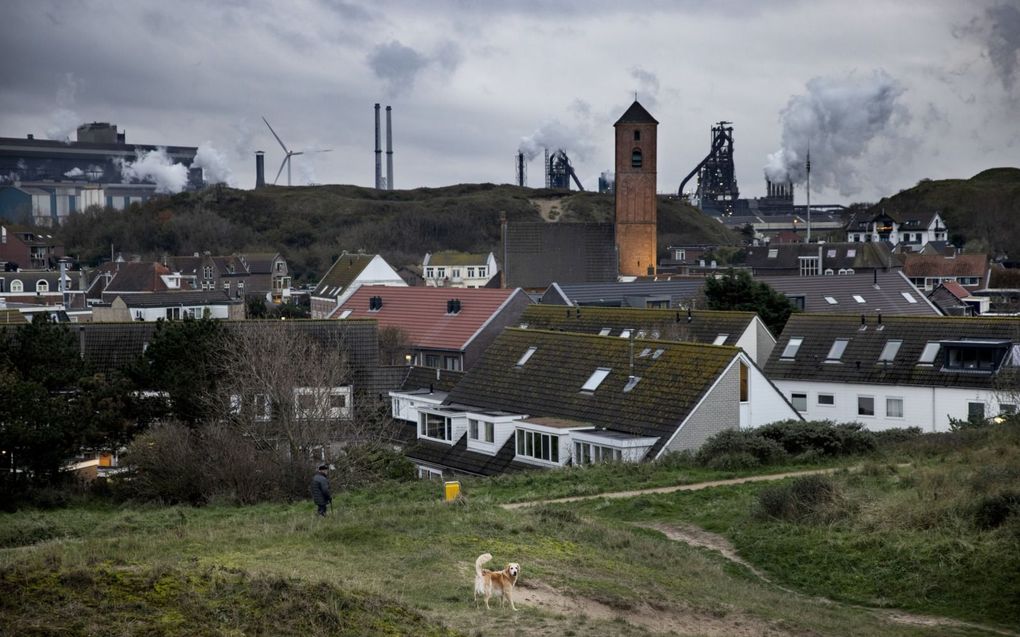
top-left (378, 325), bottom-right (412, 366)
top-left (208, 323), bottom-right (357, 463)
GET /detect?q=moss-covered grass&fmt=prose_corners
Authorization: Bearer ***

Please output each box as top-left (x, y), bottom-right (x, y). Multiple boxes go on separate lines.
top-left (2, 432), bottom-right (1015, 635)
top-left (588, 427), bottom-right (1020, 629)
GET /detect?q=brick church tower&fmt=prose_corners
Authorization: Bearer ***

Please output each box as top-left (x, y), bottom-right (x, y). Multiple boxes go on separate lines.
top-left (614, 101), bottom-right (658, 277)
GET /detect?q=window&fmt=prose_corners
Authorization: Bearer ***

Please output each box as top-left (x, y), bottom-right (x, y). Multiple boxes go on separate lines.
top-left (452, 269), bottom-right (461, 279)
top-left (516, 429), bottom-right (559, 462)
top-left (276, 261), bottom-right (284, 272)
top-left (516, 346), bottom-right (537, 367)
top-left (598, 327), bottom-right (611, 336)
top-left (818, 394), bottom-right (835, 406)
top-left (918, 342), bottom-right (940, 364)
top-left (853, 295), bottom-right (866, 304)
top-left (425, 267), bottom-right (434, 278)
top-left (254, 394), bottom-right (271, 421)
top-left (631, 149), bottom-right (642, 168)
top-left (329, 393), bottom-right (347, 411)
top-left (36, 280), bottom-right (49, 292)
top-left (437, 267), bottom-right (446, 278)
top-left (768, 249), bottom-right (778, 259)
top-left (633, 129), bottom-right (641, 141)
top-left (581, 368), bottom-right (611, 392)
top-left (338, 309), bottom-right (352, 319)
top-left (827, 249), bottom-right (837, 258)
top-left (204, 266), bottom-right (212, 279)
top-left (420, 412), bottom-right (452, 441)
top-left (713, 334), bottom-right (728, 346)
top-left (483, 421), bottom-right (494, 442)
top-left (223, 281), bottom-right (230, 291)
top-left (781, 337), bottom-right (803, 359)
top-left (878, 340), bottom-right (902, 362)
top-left (651, 348), bottom-right (665, 359)
top-left (467, 267), bottom-right (475, 278)
top-left (443, 356), bottom-right (461, 371)
top-left (799, 256), bottom-right (820, 276)
top-left (791, 393), bottom-right (808, 412)
top-left (824, 296), bottom-right (838, 305)
top-left (469, 419), bottom-right (479, 440)
top-left (638, 347), bottom-right (651, 357)
top-left (166, 307), bottom-right (182, 320)
top-left (10, 280), bottom-right (22, 293)
top-left (425, 354), bottom-right (440, 368)
top-left (944, 345), bottom-right (1004, 372)
top-left (1000, 404), bottom-right (1017, 415)
top-left (574, 441), bottom-right (623, 465)
top-left (847, 249), bottom-right (857, 257)
top-left (826, 338), bottom-right (849, 361)
top-left (901, 292), bottom-right (918, 304)
top-left (416, 466), bottom-right (443, 480)
top-left (886, 397), bottom-right (904, 418)
top-left (739, 363), bottom-right (749, 402)
top-left (478, 267), bottom-right (487, 278)
top-left (858, 396), bottom-right (875, 416)
top-left (619, 329), bottom-right (632, 338)
top-left (674, 249), bottom-right (686, 261)
top-left (968, 402), bottom-right (985, 420)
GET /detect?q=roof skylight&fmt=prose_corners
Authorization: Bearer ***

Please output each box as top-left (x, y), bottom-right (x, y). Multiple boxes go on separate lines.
top-left (623, 376), bottom-right (641, 393)
top-left (516, 346), bottom-right (538, 367)
top-left (781, 337), bottom-right (803, 359)
top-left (853, 295), bottom-right (866, 304)
top-left (619, 329), bottom-right (632, 338)
top-left (825, 296), bottom-right (838, 305)
top-left (651, 348), bottom-right (666, 359)
top-left (713, 334), bottom-right (728, 345)
top-left (901, 292), bottom-right (918, 304)
top-left (826, 338), bottom-right (849, 361)
top-left (918, 342), bottom-right (941, 364)
top-left (878, 339), bottom-right (902, 362)
top-left (598, 327), bottom-right (611, 336)
top-left (768, 249), bottom-right (778, 258)
top-left (581, 367), bottom-right (612, 392)
top-left (338, 309), bottom-right (352, 319)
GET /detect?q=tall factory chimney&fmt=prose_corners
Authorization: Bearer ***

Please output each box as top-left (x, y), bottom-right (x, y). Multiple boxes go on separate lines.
top-left (374, 103), bottom-right (382, 189)
top-left (516, 151), bottom-right (526, 187)
top-left (255, 151), bottom-right (265, 188)
top-left (385, 105), bottom-right (393, 190)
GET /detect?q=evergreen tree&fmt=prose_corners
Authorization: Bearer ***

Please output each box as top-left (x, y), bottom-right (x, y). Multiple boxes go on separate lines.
top-left (703, 269), bottom-right (796, 335)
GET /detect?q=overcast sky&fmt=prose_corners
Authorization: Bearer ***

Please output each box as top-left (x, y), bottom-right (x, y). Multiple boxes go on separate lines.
top-left (1, 0), bottom-right (1018, 204)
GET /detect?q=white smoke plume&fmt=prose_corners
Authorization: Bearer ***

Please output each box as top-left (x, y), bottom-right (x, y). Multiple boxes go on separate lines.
top-left (117, 148), bottom-right (189, 193)
top-left (630, 67), bottom-right (660, 111)
top-left (45, 73), bottom-right (81, 142)
top-left (764, 70), bottom-right (909, 196)
top-left (192, 141), bottom-right (233, 185)
top-left (518, 99), bottom-right (598, 161)
top-left (64, 167), bottom-right (84, 178)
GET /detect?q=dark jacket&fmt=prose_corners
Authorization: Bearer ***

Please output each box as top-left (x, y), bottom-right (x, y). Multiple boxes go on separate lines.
top-left (311, 473), bottom-right (332, 505)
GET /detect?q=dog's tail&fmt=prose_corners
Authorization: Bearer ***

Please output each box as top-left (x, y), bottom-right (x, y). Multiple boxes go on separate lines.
top-left (475, 553), bottom-right (493, 577)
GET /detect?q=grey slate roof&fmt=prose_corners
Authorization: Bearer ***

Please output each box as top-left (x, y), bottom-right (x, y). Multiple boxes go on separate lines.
top-left (114, 291), bottom-right (240, 308)
top-left (614, 101), bottom-right (659, 125)
top-left (541, 279), bottom-right (704, 307)
top-left (765, 313), bottom-right (1020, 389)
top-left (518, 305), bottom-right (758, 346)
top-left (504, 222), bottom-right (617, 289)
top-left (744, 242), bottom-right (900, 273)
top-left (755, 271), bottom-right (941, 316)
top-left (445, 328), bottom-right (739, 457)
top-left (406, 435), bottom-right (532, 476)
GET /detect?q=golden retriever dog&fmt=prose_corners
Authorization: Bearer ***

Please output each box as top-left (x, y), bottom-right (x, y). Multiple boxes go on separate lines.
top-left (474, 553), bottom-right (520, 610)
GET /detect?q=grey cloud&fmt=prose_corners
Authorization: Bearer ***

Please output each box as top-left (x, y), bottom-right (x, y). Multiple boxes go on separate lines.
top-left (955, 3), bottom-right (1020, 92)
top-left (368, 40), bottom-right (429, 96)
top-left (630, 67), bottom-right (660, 110)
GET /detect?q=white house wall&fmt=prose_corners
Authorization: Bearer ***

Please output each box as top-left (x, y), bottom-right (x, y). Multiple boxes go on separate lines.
top-left (744, 358), bottom-right (801, 428)
top-left (773, 379), bottom-right (1013, 432)
top-left (734, 316), bottom-right (775, 365)
top-left (334, 255), bottom-right (407, 308)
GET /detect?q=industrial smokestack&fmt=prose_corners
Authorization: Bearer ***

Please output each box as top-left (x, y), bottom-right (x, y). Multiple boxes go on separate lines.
top-left (374, 103), bottom-right (382, 189)
top-left (255, 151), bottom-right (265, 188)
top-left (516, 151), bottom-right (525, 187)
top-left (385, 105), bottom-right (393, 191)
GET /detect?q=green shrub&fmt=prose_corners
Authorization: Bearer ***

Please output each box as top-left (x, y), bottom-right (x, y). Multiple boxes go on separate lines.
top-left (973, 492), bottom-right (1020, 530)
top-left (755, 420), bottom-right (876, 457)
top-left (705, 452), bottom-right (760, 471)
top-left (754, 474), bottom-right (848, 523)
top-left (872, 427), bottom-right (924, 446)
top-left (695, 429), bottom-right (787, 467)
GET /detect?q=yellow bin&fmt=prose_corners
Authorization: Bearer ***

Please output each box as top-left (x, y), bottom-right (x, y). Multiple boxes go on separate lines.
top-left (444, 481), bottom-right (461, 501)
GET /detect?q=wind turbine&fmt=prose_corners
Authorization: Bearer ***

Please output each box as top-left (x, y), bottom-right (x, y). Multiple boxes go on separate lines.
top-left (262, 116), bottom-right (332, 186)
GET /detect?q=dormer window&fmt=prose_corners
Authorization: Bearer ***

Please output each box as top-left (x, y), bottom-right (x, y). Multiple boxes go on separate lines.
top-left (942, 340), bottom-right (1009, 372)
top-left (631, 149), bottom-right (642, 168)
top-left (36, 280), bottom-right (49, 293)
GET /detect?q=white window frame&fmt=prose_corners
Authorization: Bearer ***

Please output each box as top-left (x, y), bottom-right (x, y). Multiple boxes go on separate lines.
top-left (817, 393), bottom-right (835, 407)
top-left (581, 368), bottom-right (611, 392)
top-left (10, 280), bottom-right (23, 293)
top-left (826, 338), bottom-right (849, 362)
top-left (791, 392), bottom-right (808, 412)
top-left (516, 346), bottom-right (538, 367)
top-left (857, 395), bottom-right (876, 417)
top-left (781, 337), bottom-right (803, 359)
top-left (516, 429), bottom-right (560, 464)
top-left (886, 397), bottom-right (904, 418)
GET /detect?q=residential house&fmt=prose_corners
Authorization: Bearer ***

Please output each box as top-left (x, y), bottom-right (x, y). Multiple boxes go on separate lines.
top-left (422, 251), bottom-right (498, 288)
top-left (845, 210), bottom-right (949, 250)
top-left (332, 285), bottom-right (532, 371)
top-left (743, 242), bottom-right (900, 276)
top-left (93, 290), bottom-right (245, 322)
top-left (165, 252), bottom-right (292, 302)
top-left (0, 266), bottom-right (88, 321)
top-left (765, 314), bottom-right (1020, 431)
top-left (86, 261), bottom-right (187, 305)
top-left (310, 253), bottom-right (405, 319)
top-left (517, 304), bottom-right (776, 364)
top-left (0, 225), bottom-right (64, 269)
top-left (657, 245), bottom-right (719, 274)
top-left (392, 328), bottom-right (800, 477)
top-left (540, 279), bottom-right (704, 308)
top-left (928, 281), bottom-right (990, 316)
top-left (755, 271), bottom-right (942, 316)
top-left (901, 253), bottom-right (989, 292)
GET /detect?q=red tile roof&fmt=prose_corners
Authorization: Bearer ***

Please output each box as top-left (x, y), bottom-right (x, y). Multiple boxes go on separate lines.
top-left (334, 286), bottom-right (525, 351)
top-left (939, 280), bottom-right (972, 300)
top-left (902, 254), bottom-right (988, 278)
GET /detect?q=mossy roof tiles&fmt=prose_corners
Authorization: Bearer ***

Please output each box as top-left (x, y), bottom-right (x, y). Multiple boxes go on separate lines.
top-left (519, 305), bottom-right (757, 346)
top-left (765, 313), bottom-right (1020, 389)
top-left (312, 253), bottom-right (376, 297)
top-left (446, 328), bottom-right (738, 456)
top-left (425, 251), bottom-right (490, 266)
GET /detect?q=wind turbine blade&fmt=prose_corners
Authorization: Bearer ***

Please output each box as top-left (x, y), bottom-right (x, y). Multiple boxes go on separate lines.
top-left (305, 149), bottom-right (333, 154)
top-left (290, 151), bottom-right (305, 157)
top-left (262, 116), bottom-right (289, 153)
top-left (274, 157), bottom-right (287, 184)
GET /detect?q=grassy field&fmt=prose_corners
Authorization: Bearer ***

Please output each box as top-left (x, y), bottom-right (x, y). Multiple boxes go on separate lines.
top-left (2, 431), bottom-right (1018, 636)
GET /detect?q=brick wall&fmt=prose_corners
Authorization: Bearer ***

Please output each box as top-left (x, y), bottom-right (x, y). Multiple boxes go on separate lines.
top-left (663, 361), bottom-right (739, 453)
top-left (614, 120), bottom-right (657, 277)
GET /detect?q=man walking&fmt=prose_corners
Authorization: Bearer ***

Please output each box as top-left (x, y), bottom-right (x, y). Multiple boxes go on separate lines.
top-left (310, 464), bottom-right (332, 517)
